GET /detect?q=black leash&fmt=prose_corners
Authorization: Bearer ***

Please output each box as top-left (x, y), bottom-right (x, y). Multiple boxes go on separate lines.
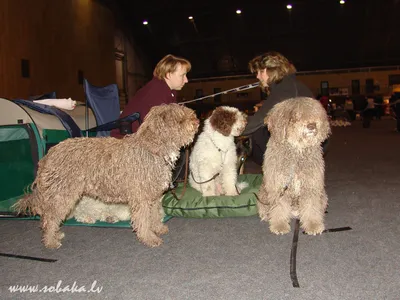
top-left (170, 149), bottom-right (190, 201)
top-left (170, 148), bottom-right (188, 186)
top-left (290, 220), bottom-right (352, 288)
top-left (0, 252), bottom-right (57, 263)
top-left (303, 226), bottom-right (352, 235)
top-left (290, 219), bottom-right (300, 288)
top-left (190, 171), bottom-right (220, 184)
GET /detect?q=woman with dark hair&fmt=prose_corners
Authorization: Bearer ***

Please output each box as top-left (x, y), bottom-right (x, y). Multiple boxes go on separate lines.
top-left (241, 51), bottom-right (314, 165)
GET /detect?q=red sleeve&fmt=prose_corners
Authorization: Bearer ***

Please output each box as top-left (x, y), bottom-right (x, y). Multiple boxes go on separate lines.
top-left (111, 78), bottom-right (175, 138)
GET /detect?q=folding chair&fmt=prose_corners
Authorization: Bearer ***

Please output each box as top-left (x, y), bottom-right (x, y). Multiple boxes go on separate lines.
top-left (83, 78), bottom-right (141, 137)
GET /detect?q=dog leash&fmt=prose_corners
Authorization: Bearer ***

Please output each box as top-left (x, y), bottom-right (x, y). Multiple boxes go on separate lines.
top-left (179, 82), bottom-right (260, 105)
top-left (254, 192), bottom-right (353, 287)
top-left (170, 149), bottom-right (190, 201)
top-left (253, 192), bottom-right (301, 287)
top-left (168, 147), bottom-right (220, 200)
top-left (290, 219), bottom-right (300, 287)
top-left (0, 252), bottom-right (57, 263)
top-left (190, 171), bottom-right (220, 184)
top-left (190, 133), bottom-right (228, 189)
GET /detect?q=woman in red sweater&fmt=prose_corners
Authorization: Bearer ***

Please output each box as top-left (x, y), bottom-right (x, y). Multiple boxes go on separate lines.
top-left (111, 54), bottom-right (191, 138)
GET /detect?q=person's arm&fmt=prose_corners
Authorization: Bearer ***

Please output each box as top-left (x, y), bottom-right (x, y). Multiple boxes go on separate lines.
top-left (242, 85), bottom-right (295, 136)
top-left (242, 98), bottom-right (276, 135)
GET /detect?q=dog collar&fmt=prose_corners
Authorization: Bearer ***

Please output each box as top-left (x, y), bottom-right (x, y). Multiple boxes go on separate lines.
top-left (208, 135), bottom-right (227, 153)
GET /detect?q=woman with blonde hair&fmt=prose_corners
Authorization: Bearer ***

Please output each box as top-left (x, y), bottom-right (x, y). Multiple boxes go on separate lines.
top-left (111, 54), bottom-right (191, 138)
top-left (242, 51), bottom-right (314, 165)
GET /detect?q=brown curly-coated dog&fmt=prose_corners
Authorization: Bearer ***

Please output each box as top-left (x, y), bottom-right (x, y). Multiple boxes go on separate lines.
top-left (14, 104), bottom-right (199, 248)
top-left (257, 97), bottom-right (331, 235)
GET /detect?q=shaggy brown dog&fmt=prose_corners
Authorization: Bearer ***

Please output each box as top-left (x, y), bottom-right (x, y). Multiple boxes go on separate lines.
top-left (14, 104), bottom-right (199, 248)
top-left (257, 97), bottom-right (331, 235)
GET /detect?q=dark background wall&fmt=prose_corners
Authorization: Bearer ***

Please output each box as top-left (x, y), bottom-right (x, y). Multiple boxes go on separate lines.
top-left (0, 0), bottom-right (116, 101)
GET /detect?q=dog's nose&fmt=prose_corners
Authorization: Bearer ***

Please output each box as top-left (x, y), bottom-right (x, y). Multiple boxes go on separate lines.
top-left (307, 122), bottom-right (316, 130)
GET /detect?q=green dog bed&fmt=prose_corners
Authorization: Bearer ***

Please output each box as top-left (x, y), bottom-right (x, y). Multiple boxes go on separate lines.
top-left (1, 174), bottom-right (262, 226)
top-left (162, 174), bottom-right (262, 218)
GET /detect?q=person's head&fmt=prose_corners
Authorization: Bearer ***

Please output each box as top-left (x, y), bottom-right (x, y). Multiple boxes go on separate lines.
top-left (248, 51), bottom-right (295, 92)
top-left (153, 54), bottom-right (191, 90)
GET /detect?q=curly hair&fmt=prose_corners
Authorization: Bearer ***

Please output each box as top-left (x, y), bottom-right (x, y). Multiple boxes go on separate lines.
top-left (248, 51), bottom-right (296, 85)
top-left (153, 54), bottom-right (191, 80)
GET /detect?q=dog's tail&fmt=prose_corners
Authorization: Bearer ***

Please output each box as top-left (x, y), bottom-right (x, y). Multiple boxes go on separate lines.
top-left (236, 181), bottom-right (249, 193)
top-left (11, 183), bottom-right (41, 216)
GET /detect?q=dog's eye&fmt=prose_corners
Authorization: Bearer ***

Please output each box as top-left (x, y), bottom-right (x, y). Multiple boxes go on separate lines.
top-left (307, 122), bottom-right (316, 130)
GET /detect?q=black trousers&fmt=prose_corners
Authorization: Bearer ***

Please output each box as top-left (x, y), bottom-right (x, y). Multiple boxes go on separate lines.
top-left (171, 148), bottom-right (187, 183)
top-left (250, 127), bottom-right (270, 166)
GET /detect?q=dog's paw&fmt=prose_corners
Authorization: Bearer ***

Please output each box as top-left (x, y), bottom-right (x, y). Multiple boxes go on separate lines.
top-left (236, 181), bottom-right (249, 193)
top-left (269, 222), bottom-right (291, 235)
top-left (43, 239), bottom-right (62, 249)
top-left (303, 222), bottom-right (325, 235)
top-left (153, 224), bottom-right (169, 236)
top-left (55, 231), bottom-right (65, 240)
top-left (105, 216), bottom-right (119, 223)
top-left (224, 187), bottom-right (239, 196)
top-left (75, 216), bottom-right (97, 224)
top-left (140, 236), bottom-right (163, 248)
top-left (137, 230), bottom-right (164, 247)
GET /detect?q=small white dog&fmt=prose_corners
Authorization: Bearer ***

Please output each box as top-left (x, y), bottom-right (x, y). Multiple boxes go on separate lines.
top-left (69, 196), bottom-right (165, 224)
top-left (69, 196), bottom-right (131, 224)
top-left (189, 106), bottom-right (247, 196)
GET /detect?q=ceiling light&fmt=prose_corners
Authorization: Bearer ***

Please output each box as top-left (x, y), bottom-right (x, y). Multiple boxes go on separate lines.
top-left (142, 20), bottom-right (148, 25)
top-left (286, 4), bottom-right (292, 10)
top-left (188, 16), bottom-right (193, 20)
top-left (236, 9), bottom-right (242, 14)
top-left (340, 0), bottom-right (345, 4)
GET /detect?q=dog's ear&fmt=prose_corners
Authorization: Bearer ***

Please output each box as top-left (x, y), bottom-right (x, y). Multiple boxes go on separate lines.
top-left (209, 107), bottom-right (237, 136)
top-left (318, 110), bottom-right (332, 141)
top-left (137, 104), bottom-right (199, 156)
top-left (288, 109), bottom-right (300, 126)
top-left (136, 113), bottom-right (166, 155)
top-left (265, 103), bottom-right (291, 140)
top-left (135, 105), bottom-right (178, 156)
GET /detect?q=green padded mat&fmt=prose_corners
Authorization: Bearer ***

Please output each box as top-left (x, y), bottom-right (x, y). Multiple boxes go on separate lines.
top-left (1, 174), bottom-right (262, 226)
top-left (162, 174), bottom-right (262, 218)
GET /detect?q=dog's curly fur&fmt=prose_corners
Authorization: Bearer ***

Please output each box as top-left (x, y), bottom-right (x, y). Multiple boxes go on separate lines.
top-left (69, 196), bottom-right (165, 224)
top-left (14, 104), bottom-right (199, 248)
top-left (189, 106), bottom-right (247, 196)
top-left (68, 196), bottom-right (131, 224)
top-left (257, 97), bottom-right (331, 235)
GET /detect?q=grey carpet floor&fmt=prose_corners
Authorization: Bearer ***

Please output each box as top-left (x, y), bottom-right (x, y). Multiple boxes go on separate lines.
top-left (1, 118), bottom-right (399, 300)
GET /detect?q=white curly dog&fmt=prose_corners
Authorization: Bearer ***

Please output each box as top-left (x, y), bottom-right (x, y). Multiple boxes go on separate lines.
top-left (189, 106), bottom-right (248, 196)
